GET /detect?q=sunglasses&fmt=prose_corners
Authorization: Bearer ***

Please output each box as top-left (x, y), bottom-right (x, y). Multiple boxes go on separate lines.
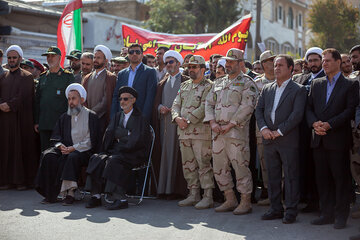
top-left (188, 65), bottom-right (199, 69)
top-left (7, 56), bottom-right (18, 60)
top-left (119, 97), bottom-right (133, 101)
top-left (165, 60), bottom-right (176, 65)
top-left (129, 50), bottom-right (142, 55)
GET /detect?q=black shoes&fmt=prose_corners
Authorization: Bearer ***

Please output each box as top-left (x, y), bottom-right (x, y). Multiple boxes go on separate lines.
top-left (333, 219), bottom-right (346, 229)
top-left (105, 199), bottom-right (128, 210)
top-left (311, 216), bottom-right (335, 225)
top-left (62, 195), bottom-right (75, 206)
top-left (261, 211), bottom-right (284, 220)
top-left (86, 196), bottom-right (102, 208)
top-left (282, 214), bottom-right (296, 224)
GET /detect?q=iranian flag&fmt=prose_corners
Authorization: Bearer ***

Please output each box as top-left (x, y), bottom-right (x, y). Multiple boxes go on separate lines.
top-left (57, 0), bottom-right (83, 67)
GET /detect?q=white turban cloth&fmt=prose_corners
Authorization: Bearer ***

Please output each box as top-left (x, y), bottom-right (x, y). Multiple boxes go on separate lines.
top-left (65, 83), bottom-right (87, 101)
top-left (305, 47), bottom-right (323, 60)
top-left (6, 45), bottom-right (23, 58)
top-left (94, 45), bottom-right (112, 62)
top-left (163, 50), bottom-right (184, 65)
top-left (217, 59), bottom-right (226, 68)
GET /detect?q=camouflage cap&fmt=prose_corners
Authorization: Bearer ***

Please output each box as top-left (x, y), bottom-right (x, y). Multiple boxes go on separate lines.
top-left (66, 50), bottom-right (82, 60)
top-left (20, 59), bottom-right (34, 69)
top-left (42, 46), bottom-right (61, 56)
top-left (183, 55), bottom-right (206, 66)
top-left (111, 56), bottom-right (129, 63)
top-left (222, 48), bottom-right (244, 61)
top-left (259, 50), bottom-right (276, 62)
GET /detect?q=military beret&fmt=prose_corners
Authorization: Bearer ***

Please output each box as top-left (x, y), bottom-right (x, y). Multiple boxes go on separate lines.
top-left (118, 86), bottom-right (138, 99)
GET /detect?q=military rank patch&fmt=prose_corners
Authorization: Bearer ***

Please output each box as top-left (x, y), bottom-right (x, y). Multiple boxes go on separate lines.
top-left (233, 83), bottom-right (243, 86)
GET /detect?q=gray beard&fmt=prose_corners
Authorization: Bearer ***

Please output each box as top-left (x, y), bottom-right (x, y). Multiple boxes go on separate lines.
top-left (67, 105), bottom-right (82, 116)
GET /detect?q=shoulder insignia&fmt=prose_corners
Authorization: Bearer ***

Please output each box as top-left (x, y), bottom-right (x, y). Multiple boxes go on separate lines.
top-left (63, 69), bottom-right (72, 74)
top-left (40, 71), bottom-right (47, 76)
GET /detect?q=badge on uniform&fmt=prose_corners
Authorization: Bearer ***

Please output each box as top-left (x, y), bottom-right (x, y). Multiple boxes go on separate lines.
top-left (233, 83), bottom-right (243, 86)
top-left (56, 90), bottom-right (61, 95)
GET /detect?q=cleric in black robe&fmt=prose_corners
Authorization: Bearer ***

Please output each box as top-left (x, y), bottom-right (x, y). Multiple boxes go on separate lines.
top-left (85, 86), bottom-right (151, 210)
top-left (35, 83), bottom-right (101, 204)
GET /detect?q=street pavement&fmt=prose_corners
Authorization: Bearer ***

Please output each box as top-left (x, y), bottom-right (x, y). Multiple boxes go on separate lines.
top-left (0, 189), bottom-right (359, 240)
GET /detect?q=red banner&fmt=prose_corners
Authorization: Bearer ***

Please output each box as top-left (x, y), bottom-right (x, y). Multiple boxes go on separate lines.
top-left (122, 14), bottom-right (252, 61)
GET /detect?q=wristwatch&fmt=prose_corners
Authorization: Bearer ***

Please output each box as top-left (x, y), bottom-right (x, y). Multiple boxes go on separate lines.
top-left (186, 119), bottom-right (190, 124)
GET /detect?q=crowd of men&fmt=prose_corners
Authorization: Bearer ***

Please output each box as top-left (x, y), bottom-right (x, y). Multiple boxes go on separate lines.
top-left (1, 41), bottom-right (360, 238)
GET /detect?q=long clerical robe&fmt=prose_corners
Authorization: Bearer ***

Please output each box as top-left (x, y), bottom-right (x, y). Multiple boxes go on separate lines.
top-left (35, 108), bottom-right (101, 202)
top-left (0, 68), bottom-right (37, 186)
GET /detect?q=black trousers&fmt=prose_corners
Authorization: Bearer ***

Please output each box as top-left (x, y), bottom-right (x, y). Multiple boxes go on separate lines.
top-left (313, 145), bottom-right (351, 221)
top-left (264, 143), bottom-right (300, 216)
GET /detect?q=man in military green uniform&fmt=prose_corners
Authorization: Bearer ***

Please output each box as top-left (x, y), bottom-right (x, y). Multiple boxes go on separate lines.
top-left (35, 46), bottom-right (75, 151)
top-left (66, 50), bottom-right (82, 83)
top-left (204, 48), bottom-right (259, 215)
top-left (172, 55), bottom-right (214, 209)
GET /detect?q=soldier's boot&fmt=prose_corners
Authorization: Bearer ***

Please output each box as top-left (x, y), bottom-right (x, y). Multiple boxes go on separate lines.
top-left (178, 188), bottom-right (201, 207)
top-left (215, 189), bottom-right (238, 212)
top-left (195, 188), bottom-right (214, 210)
top-left (233, 193), bottom-right (252, 215)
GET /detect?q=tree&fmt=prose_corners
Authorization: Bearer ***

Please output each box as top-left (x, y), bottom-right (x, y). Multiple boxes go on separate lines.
top-left (146, 0), bottom-right (242, 34)
top-left (308, 0), bottom-right (359, 52)
top-left (146, 0), bottom-right (195, 34)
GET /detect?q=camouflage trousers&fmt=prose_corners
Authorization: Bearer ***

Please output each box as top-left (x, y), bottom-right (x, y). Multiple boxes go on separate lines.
top-left (212, 135), bottom-right (253, 194)
top-left (179, 139), bottom-right (214, 190)
top-left (257, 136), bottom-right (268, 189)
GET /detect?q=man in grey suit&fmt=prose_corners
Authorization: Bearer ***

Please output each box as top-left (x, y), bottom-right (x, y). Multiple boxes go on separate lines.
top-left (255, 54), bottom-right (307, 224)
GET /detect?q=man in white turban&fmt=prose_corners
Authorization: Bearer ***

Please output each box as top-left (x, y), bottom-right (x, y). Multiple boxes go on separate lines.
top-left (151, 50), bottom-right (190, 198)
top-left (82, 45), bottom-right (116, 135)
top-left (35, 83), bottom-right (101, 205)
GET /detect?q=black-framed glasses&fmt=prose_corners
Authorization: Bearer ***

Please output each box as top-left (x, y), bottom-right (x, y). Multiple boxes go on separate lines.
top-left (119, 97), bottom-right (133, 101)
top-left (188, 65), bottom-right (199, 69)
top-left (165, 60), bottom-right (175, 65)
top-left (129, 50), bottom-right (142, 55)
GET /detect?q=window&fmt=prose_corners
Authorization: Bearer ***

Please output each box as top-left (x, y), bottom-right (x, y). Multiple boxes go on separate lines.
top-left (288, 7), bottom-right (293, 29)
top-left (278, 6), bottom-right (282, 20)
top-left (266, 38), bottom-right (279, 54)
top-left (298, 13), bottom-right (302, 27)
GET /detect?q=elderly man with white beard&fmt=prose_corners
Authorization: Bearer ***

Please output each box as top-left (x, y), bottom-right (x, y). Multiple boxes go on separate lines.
top-left (35, 83), bottom-right (101, 205)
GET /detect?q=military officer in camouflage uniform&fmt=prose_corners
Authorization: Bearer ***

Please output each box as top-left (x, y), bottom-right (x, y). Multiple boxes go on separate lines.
top-left (65, 50), bottom-right (82, 83)
top-left (254, 50), bottom-right (276, 206)
top-left (349, 45), bottom-right (360, 219)
top-left (204, 48), bottom-right (259, 215)
top-left (172, 55), bottom-right (214, 209)
top-left (35, 46), bottom-right (75, 151)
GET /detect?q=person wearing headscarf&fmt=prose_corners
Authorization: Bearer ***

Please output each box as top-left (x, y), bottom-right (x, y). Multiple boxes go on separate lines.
top-left (35, 83), bottom-right (101, 205)
top-left (0, 45), bottom-right (39, 190)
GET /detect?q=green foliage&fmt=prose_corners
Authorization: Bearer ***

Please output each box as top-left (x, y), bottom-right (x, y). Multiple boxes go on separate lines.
top-left (308, 0), bottom-right (359, 52)
top-left (146, 0), bottom-right (241, 34)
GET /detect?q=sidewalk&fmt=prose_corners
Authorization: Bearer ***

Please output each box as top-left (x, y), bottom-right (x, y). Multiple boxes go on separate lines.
top-left (0, 189), bottom-right (358, 240)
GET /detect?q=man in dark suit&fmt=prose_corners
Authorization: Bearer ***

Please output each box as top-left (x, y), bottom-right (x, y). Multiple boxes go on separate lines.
top-left (255, 54), bottom-right (307, 224)
top-left (307, 48), bottom-right (359, 229)
top-left (110, 43), bottom-right (157, 121)
top-left (293, 47), bottom-right (325, 213)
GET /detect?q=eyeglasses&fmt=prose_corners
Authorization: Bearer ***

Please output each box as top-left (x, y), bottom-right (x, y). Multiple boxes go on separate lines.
top-left (119, 97), bottom-right (133, 101)
top-left (188, 65), bottom-right (199, 69)
top-left (165, 60), bottom-right (175, 65)
top-left (7, 56), bottom-right (18, 60)
top-left (129, 50), bottom-right (142, 55)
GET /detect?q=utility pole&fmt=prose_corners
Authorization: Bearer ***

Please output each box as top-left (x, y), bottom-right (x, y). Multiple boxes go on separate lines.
top-left (255, 0), bottom-right (262, 60)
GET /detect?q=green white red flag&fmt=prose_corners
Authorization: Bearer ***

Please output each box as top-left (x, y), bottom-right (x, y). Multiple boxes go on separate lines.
top-left (57, 0), bottom-right (83, 67)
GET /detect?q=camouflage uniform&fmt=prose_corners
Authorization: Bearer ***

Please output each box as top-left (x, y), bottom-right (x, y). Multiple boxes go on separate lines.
top-left (172, 77), bottom-right (214, 190)
top-left (204, 72), bottom-right (259, 194)
top-left (350, 71), bottom-right (360, 186)
top-left (254, 75), bottom-right (273, 189)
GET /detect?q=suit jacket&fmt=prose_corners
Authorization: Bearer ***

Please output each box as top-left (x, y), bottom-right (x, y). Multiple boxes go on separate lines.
top-left (306, 74), bottom-right (359, 150)
top-left (293, 70), bottom-right (326, 86)
top-left (82, 70), bottom-right (116, 125)
top-left (255, 79), bottom-right (307, 147)
top-left (110, 63), bottom-right (157, 121)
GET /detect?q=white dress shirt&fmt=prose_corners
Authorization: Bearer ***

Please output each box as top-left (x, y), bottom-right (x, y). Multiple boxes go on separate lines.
top-left (123, 108), bottom-right (133, 128)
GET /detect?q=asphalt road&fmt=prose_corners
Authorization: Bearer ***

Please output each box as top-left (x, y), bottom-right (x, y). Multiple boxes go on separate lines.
top-left (0, 189), bottom-right (358, 240)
